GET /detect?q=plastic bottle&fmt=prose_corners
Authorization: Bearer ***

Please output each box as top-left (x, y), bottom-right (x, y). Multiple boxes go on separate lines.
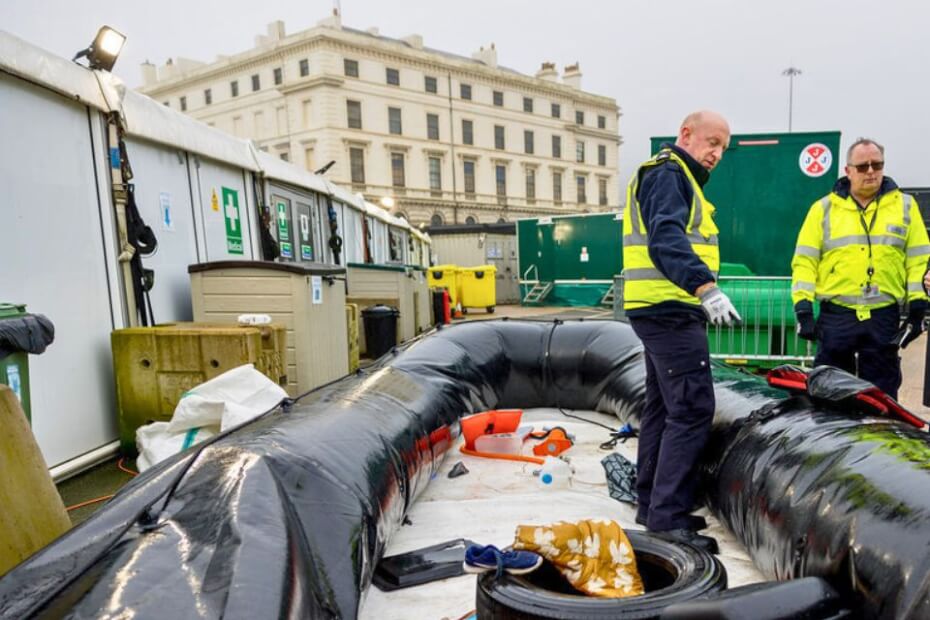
top-left (537, 456), bottom-right (573, 489)
top-left (238, 314), bottom-right (272, 326)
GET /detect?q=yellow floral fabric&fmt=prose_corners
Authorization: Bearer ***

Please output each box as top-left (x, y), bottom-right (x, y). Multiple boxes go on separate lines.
top-left (512, 519), bottom-right (644, 598)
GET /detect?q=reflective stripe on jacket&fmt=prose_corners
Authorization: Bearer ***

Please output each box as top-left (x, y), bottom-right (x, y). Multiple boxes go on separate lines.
top-left (791, 187), bottom-right (930, 312)
top-left (622, 149), bottom-right (720, 310)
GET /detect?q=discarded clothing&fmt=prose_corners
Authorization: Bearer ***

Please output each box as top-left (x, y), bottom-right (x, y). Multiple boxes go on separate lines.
top-left (0, 314), bottom-right (54, 358)
top-left (601, 452), bottom-right (638, 504)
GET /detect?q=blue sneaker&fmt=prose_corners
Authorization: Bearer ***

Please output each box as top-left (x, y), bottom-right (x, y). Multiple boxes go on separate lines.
top-left (463, 544), bottom-right (543, 576)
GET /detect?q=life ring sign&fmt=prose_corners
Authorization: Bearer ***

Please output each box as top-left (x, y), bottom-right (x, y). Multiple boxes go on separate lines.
top-left (799, 143), bottom-right (832, 178)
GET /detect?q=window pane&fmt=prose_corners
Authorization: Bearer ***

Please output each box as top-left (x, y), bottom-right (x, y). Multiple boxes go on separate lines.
top-left (389, 107), bottom-right (402, 135)
top-left (496, 165), bottom-right (506, 195)
top-left (576, 141), bottom-right (585, 163)
top-left (386, 68), bottom-right (399, 85)
top-left (431, 213), bottom-right (444, 226)
top-left (553, 172), bottom-right (562, 203)
top-left (493, 90), bottom-right (503, 106)
top-left (465, 216), bottom-right (477, 225)
top-left (524, 130), bottom-right (534, 155)
top-left (599, 178), bottom-right (608, 206)
top-left (425, 76), bottom-right (437, 93)
top-left (576, 176), bottom-right (586, 203)
top-left (204, 89), bottom-right (212, 105)
top-left (429, 157), bottom-right (442, 191)
top-left (230, 80), bottom-right (239, 97)
top-left (427, 113), bottom-right (439, 140)
top-left (598, 115), bottom-right (606, 129)
top-left (350, 148), bottom-right (365, 184)
top-left (344, 59), bottom-right (359, 77)
top-left (551, 103), bottom-right (560, 118)
top-left (464, 161), bottom-right (476, 194)
top-left (347, 100), bottom-right (362, 129)
top-left (251, 75), bottom-right (260, 91)
top-left (552, 135), bottom-right (561, 158)
top-left (391, 153), bottom-right (405, 187)
top-left (460, 83), bottom-right (472, 100)
top-left (598, 144), bottom-right (607, 166)
top-left (525, 169), bottom-right (536, 200)
top-left (523, 97), bottom-right (533, 113)
top-left (299, 59), bottom-right (309, 77)
top-left (180, 96), bottom-right (186, 111)
top-left (575, 110), bottom-right (584, 125)
top-left (494, 125), bottom-right (505, 150)
top-left (462, 119), bottom-right (473, 145)
top-left (273, 67), bottom-right (282, 85)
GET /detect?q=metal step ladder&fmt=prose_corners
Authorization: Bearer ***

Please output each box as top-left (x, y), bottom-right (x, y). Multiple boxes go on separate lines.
top-left (600, 286), bottom-right (615, 307)
top-left (523, 281), bottom-right (553, 304)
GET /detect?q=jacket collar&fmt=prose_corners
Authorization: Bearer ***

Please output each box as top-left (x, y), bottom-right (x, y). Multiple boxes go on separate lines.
top-left (661, 142), bottom-right (710, 187)
top-left (832, 176), bottom-right (899, 205)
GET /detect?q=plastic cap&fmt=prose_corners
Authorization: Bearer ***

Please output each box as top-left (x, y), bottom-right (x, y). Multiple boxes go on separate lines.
top-left (541, 473), bottom-right (553, 484)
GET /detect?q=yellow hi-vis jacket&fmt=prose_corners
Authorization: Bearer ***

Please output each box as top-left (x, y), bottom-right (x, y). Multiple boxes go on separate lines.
top-left (622, 149), bottom-right (720, 310)
top-left (790, 184), bottom-right (930, 317)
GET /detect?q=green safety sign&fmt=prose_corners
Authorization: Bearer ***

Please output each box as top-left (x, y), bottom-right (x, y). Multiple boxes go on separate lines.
top-left (277, 200), bottom-right (293, 259)
top-left (222, 187), bottom-right (243, 255)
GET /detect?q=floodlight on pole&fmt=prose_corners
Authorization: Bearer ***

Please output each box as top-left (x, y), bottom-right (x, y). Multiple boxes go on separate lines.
top-left (72, 26), bottom-right (126, 72)
top-left (782, 66), bottom-right (802, 132)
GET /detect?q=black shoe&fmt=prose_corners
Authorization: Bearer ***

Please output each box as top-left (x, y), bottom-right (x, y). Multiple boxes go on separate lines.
top-left (651, 528), bottom-right (719, 554)
top-left (635, 514), bottom-right (708, 531)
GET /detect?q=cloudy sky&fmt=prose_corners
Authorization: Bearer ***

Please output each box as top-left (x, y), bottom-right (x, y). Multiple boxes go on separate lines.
top-left (4, 0), bottom-right (929, 192)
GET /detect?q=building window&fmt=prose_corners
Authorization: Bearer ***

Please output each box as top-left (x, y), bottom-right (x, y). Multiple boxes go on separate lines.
top-left (576, 140), bottom-right (585, 163)
top-left (523, 97), bottom-right (534, 113)
top-left (465, 215), bottom-right (477, 225)
top-left (179, 96), bottom-right (187, 111)
top-left (429, 157), bottom-right (442, 195)
top-left (344, 59), bottom-right (359, 77)
top-left (347, 100), bottom-right (362, 129)
top-left (163, 101), bottom-right (169, 107)
top-left (575, 110), bottom-right (584, 125)
top-left (494, 125), bottom-right (505, 150)
top-left (526, 169), bottom-right (536, 201)
top-left (598, 114), bottom-right (607, 129)
top-left (204, 89), bottom-right (212, 105)
top-left (425, 75), bottom-right (437, 93)
top-left (251, 74), bottom-right (260, 91)
top-left (599, 178), bottom-right (609, 206)
top-left (496, 165), bottom-right (507, 204)
top-left (493, 90), bottom-right (504, 106)
top-left (553, 172), bottom-right (563, 204)
top-left (598, 144), bottom-right (607, 167)
top-left (391, 152), bottom-right (406, 188)
top-left (230, 80), bottom-right (239, 97)
top-left (577, 176), bottom-right (587, 204)
top-left (388, 107), bottom-right (402, 135)
top-left (350, 148), bottom-right (365, 184)
top-left (273, 67), bottom-right (282, 85)
top-left (427, 113), bottom-right (439, 140)
top-left (551, 103), bottom-right (561, 118)
top-left (460, 83), bottom-right (472, 100)
top-left (552, 135), bottom-right (561, 159)
top-left (431, 213), bottom-right (444, 226)
top-left (524, 130), bottom-right (534, 155)
top-left (299, 59), bottom-right (309, 77)
top-left (386, 67), bottom-right (399, 85)
top-left (280, 152), bottom-right (289, 162)
top-left (464, 160), bottom-right (476, 195)
top-left (462, 119), bottom-right (474, 145)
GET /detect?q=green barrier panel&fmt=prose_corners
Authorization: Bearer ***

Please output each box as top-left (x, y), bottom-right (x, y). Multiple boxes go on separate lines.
top-left (0, 304), bottom-right (31, 423)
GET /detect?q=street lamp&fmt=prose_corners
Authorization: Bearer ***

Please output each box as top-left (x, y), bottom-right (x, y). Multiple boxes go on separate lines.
top-left (72, 26), bottom-right (126, 72)
top-left (781, 66), bottom-right (802, 132)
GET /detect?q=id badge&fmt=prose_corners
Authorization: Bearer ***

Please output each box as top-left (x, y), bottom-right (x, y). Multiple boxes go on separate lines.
top-left (862, 284), bottom-right (881, 300)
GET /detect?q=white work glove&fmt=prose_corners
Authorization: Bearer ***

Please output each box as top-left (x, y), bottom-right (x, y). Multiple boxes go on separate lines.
top-left (698, 286), bottom-right (742, 327)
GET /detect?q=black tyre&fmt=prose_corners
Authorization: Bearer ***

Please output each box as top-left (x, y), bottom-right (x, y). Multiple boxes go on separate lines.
top-left (487, 306), bottom-right (495, 314)
top-left (475, 530), bottom-right (726, 619)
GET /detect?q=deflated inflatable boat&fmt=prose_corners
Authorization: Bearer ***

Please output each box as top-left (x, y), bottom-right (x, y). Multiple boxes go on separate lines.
top-left (0, 320), bottom-right (928, 619)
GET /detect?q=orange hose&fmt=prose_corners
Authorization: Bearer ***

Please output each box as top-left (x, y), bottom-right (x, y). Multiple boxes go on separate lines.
top-left (459, 445), bottom-right (545, 465)
top-left (117, 457), bottom-right (138, 476)
top-left (66, 495), bottom-right (114, 512)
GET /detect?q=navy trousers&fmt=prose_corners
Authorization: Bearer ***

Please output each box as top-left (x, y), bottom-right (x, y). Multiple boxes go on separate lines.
top-left (815, 303), bottom-right (902, 399)
top-left (629, 313), bottom-right (715, 531)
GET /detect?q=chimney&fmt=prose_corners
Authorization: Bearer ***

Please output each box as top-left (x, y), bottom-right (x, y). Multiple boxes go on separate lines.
top-left (267, 20), bottom-right (285, 41)
top-left (471, 43), bottom-right (497, 68)
top-left (535, 61), bottom-right (557, 82)
top-left (160, 57), bottom-right (177, 80)
top-left (563, 62), bottom-right (582, 89)
top-left (140, 60), bottom-right (157, 86)
top-left (402, 34), bottom-right (423, 50)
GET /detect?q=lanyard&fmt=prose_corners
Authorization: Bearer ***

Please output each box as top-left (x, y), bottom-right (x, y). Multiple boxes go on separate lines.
top-left (857, 205), bottom-right (878, 285)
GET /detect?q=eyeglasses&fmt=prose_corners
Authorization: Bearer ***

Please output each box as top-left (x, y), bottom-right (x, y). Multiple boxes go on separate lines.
top-left (850, 161), bottom-right (885, 173)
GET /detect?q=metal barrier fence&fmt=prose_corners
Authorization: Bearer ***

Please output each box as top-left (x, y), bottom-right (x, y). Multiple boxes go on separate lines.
top-left (613, 274), bottom-right (815, 366)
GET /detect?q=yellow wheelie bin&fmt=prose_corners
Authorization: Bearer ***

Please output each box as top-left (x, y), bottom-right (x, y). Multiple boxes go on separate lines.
top-left (428, 265), bottom-right (461, 310)
top-left (460, 265), bottom-right (497, 313)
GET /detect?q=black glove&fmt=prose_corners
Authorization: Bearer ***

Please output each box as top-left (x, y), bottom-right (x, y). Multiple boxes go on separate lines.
top-left (896, 301), bottom-right (928, 349)
top-left (794, 301), bottom-right (816, 341)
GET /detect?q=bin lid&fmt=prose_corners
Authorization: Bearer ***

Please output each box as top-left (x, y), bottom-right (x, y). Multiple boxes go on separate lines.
top-left (461, 265), bottom-right (497, 273)
top-left (347, 262), bottom-right (407, 273)
top-left (361, 305), bottom-right (399, 317)
top-left (188, 260), bottom-right (346, 276)
top-left (0, 304), bottom-right (27, 319)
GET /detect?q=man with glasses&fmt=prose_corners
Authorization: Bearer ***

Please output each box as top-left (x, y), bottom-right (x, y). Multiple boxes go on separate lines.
top-left (791, 138), bottom-right (930, 398)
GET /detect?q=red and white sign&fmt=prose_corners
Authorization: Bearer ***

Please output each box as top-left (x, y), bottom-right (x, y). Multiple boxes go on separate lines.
top-left (799, 143), bottom-right (832, 178)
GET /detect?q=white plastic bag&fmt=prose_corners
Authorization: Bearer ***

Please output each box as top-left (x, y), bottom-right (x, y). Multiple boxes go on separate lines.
top-left (136, 422), bottom-right (218, 472)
